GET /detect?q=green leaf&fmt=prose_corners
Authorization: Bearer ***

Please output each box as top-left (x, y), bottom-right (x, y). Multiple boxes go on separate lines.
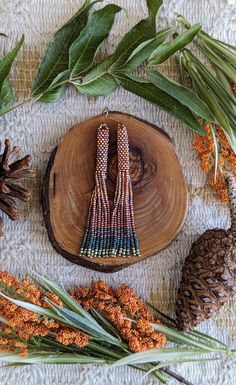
top-left (186, 49), bottom-right (236, 105)
top-left (123, 28), bottom-right (176, 71)
top-left (187, 63), bottom-right (232, 133)
top-left (111, 0), bottom-right (163, 69)
top-left (74, 72), bottom-right (118, 96)
top-left (0, 291), bottom-right (65, 323)
top-left (73, 55), bottom-right (118, 96)
top-left (115, 72), bottom-right (204, 134)
top-left (69, 4), bottom-right (122, 78)
top-left (0, 35), bottom-right (24, 91)
top-left (152, 323), bottom-right (219, 351)
top-left (0, 33), bottom-right (7, 38)
top-left (35, 69), bottom-right (70, 103)
top-left (149, 23), bottom-right (202, 65)
top-left (90, 309), bottom-right (122, 340)
top-left (47, 299), bottom-right (122, 345)
top-left (0, 352), bottom-right (106, 365)
top-left (0, 78), bottom-right (14, 115)
top-left (32, 272), bottom-right (96, 324)
top-left (148, 70), bottom-right (214, 122)
top-left (201, 33), bottom-right (236, 67)
top-left (200, 43), bottom-right (236, 83)
top-left (111, 348), bottom-right (208, 367)
top-left (31, 0), bottom-right (98, 101)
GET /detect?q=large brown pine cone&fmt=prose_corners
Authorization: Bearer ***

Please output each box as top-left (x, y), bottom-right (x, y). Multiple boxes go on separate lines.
top-left (176, 228), bottom-right (236, 331)
top-left (0, 139), bottom-right (35, 236)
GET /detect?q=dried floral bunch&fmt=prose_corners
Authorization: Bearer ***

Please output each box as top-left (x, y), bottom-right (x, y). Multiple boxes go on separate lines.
top-left (0, 271), bottom-right (236, 385)
top-left (0, 139), bottom-right (35, 236)
top-left (193, 124), bottom-right (236, 202)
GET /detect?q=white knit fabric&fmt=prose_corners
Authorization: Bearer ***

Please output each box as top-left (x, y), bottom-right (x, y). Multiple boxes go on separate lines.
top-left (0, 0), bottom-right (236, 384)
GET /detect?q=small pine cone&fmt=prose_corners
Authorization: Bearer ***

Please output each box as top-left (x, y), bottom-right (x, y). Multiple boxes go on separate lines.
top-left (0, 139), bottom-right (36, 236)
top-left (176, 229), bottom-right (236, 331)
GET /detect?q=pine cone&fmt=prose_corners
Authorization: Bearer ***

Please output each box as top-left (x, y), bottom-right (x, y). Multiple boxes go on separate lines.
top-left (0, 139), bottom-right (35, 236)
top-left (176, 176), bottom-right (236, 331)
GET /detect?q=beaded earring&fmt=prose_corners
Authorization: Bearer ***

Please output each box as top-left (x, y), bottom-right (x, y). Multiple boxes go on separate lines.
top-left (80, 123), bottom-right (140, 258)
top-left (110, 124), bottom-right (140, 257)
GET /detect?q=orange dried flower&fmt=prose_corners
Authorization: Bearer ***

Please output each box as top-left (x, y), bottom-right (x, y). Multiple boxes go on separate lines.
top-left (192, 123), bottom-right (236, 203)
top-left (56, 327), bottom-right (89, 347)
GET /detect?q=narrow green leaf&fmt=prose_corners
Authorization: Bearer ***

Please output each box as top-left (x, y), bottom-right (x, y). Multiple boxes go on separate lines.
top-left (0, 35), bottom-right (24, 91)
top-left (115, 72), bottom-right (204, 134)
top-left (148, 70), bottom-right (214, 122)
top-left (32, 0), bottom-right (98, 101)
top-left (47, 299), bottom-right (121, 345)
top-left (144, 356), bottom-right (223, 378)
top-left (123, 28), bottom-right (176, 71)
top-left (201, 34), bottom-right (236, 67)
top-left (215, 67), bottom-right (236, 100)
top-left (187, 64), bottom-right (232, 133)
top-left (32, 272), bottom-right (96, 324)
top-left (69, 5), bottom-right (121, 78)
top-left (88, 341), bottom-right (123, 359)
top-left (186, 49), bottom-right (236, 105)
top-left (152, 323), bottom-right (223, 351)
top-left (90, 309), bottom-right (122, 340)
top-left (0, 33), bottom-right (7, 37)
top-left (111, 348), bottom-right (207, 367)
top-left (199, 43), bottom-right (236, 83)
top-left (0, 352), bottom-right (106, 365)
top-left (0, 78), bottom-right (14, 115)
top-left (0, 291), bottom-right (65, 323)
top-left (149, 23), bottom-right (202, 65)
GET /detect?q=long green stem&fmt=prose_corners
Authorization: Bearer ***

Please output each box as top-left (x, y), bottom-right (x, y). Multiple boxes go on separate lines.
top-left (0, 99), bottom-right (31, 116)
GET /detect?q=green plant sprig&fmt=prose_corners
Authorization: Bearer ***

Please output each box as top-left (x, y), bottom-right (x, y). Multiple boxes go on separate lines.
top-left (0, 34), bottom-right (24, 116)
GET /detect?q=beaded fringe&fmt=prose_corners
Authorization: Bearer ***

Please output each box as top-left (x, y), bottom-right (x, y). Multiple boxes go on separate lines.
top-left (80, 124), bottom-right (110, 257)
top-left (110, 124), bottom-right (140, 257)
top-left (80, 123), bottom-right (140, 258)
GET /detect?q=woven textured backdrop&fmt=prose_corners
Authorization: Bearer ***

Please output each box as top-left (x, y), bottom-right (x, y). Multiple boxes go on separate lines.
top-left (0, 0), bottom-right (236, 384)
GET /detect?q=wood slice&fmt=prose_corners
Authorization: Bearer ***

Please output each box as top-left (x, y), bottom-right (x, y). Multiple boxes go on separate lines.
top-left (42, 112), bottom-right (188, 273)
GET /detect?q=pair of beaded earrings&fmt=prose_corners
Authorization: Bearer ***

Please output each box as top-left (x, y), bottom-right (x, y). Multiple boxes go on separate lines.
top-left (80, 123), bottom-right (140, 259)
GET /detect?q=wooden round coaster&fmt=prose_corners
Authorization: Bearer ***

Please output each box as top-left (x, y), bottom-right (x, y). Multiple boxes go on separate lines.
top-left (42, 112), bottom-right (188, 272)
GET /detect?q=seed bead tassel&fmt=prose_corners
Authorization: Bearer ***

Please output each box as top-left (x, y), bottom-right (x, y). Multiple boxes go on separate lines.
top-left (80, 124), bottom-right (110, 258)
top-left (110, 124), bottom-right (140, 257)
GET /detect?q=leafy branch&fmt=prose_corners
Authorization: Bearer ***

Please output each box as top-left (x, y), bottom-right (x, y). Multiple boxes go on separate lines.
top-left (31, 0), bottom-right (206, 134)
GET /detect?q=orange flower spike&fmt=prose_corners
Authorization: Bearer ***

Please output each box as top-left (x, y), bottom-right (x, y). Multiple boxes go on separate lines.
top-left (75, 287), bottom-right (89, 299)
top-left (136, 318), bottom-right (154, 335)
top-left (56, 327), bottom-right (89, 347)
top-left (91, 280), bottom-right (112, 294)
top-left (48, 293), bottom-right (63, 307)
top-left (0, 271), bottom-right (20, 289)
